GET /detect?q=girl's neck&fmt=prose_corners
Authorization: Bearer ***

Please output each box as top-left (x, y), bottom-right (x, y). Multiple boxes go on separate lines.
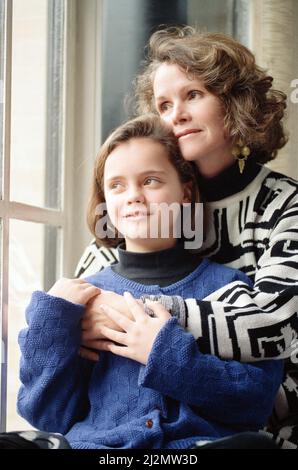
top-left (125, 237), bottom-right (177, 253)
top-left (112, 241), bottom-right (202, 287)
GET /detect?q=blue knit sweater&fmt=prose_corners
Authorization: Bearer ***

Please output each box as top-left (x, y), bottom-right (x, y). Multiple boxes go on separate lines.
top-left (18, 258), bottom-right (283, 449)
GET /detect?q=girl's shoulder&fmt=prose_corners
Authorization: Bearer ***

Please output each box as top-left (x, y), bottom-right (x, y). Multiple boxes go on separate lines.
top-left (204, 259), bottom-right (252, 286)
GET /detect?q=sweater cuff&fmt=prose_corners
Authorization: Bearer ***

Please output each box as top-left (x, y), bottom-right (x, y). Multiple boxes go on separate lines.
top-left (139, 294), bottom-right (186, 327)
top-left (138, 317), bottom-right (185, 394)
top-left (25, 291), bottom-right (85, 328)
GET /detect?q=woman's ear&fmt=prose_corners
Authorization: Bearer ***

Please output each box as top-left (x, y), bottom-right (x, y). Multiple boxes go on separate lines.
top-left (182, 181), bottom-right (193, 203)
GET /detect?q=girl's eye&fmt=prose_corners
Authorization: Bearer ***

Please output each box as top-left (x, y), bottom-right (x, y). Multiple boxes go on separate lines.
top-left (110, 182), bottom-right (123, 190)
top-left (144, 177), bottom-right (160, 186)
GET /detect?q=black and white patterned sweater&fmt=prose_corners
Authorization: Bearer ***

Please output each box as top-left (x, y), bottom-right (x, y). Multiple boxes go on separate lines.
top-left (75, 161), bottom-right (298, 447)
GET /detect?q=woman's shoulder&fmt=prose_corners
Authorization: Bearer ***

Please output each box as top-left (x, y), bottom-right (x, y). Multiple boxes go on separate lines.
top-left (260, 165), bottom-right (298, 193)
top-left (75, 241), bottom-right (119, 278)
top-left (208, 165), bottom-right (298, 209)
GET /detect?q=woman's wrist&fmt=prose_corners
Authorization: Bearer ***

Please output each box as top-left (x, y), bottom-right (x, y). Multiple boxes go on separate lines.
top-left (139, 294), bottom-right (186, 326)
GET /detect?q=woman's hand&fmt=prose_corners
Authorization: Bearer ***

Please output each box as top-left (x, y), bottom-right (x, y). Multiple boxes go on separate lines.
top-left (94, 291), bottom-right (171, 365)
top-left (79, 289), bottom-right (135, 361)
top-left (47, 278), bottom-right (100, 305)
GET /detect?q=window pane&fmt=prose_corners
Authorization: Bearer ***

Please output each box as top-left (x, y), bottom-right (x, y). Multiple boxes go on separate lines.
top-left (187, 0), bottom-right (250, 45)
top-left (7, 219), bottom-right (61, 431)
top-left (9, 0), bottom-right (64, 209)
top-left (0, 0), bottom-right (5, 199)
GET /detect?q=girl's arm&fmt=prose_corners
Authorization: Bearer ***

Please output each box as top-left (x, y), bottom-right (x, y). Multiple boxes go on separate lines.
top-left (139, 317), bottom-right (283, 430)
top-left (18, 280), bottom-right (99, 433)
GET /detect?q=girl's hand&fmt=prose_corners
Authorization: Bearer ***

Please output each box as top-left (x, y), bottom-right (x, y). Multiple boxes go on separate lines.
top-left (47, 278), bottom-right (100, 305)
top-left (94, 291), bottom-right (171, 365)
top-left (79, 289), bottom-right (134, 361)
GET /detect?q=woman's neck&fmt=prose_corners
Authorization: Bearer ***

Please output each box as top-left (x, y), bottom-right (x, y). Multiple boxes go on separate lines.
top-left (198, 158), bottom-right (262, 202)
top-left (195, 148), bottom-right (235, 179)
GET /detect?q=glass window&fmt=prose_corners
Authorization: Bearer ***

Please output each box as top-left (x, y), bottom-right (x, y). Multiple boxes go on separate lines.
top-left (0, 0), bottom-right (66, 432)
top-left (9, 0), bottom-right (64, 209)
top-left (187, 0), bottom-right (250, 45)
top-left (7, 219), bottom-right (61, 431)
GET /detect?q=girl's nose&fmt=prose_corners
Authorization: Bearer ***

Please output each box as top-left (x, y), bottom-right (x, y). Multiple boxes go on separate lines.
top-left (126, 186), bottom-right (145, 204)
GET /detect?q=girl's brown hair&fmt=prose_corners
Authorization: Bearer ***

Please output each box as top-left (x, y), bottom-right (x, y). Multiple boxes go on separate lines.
top-left (134, 26), bottom-right (287, 163)
top-left (87, 114), bottom-right (199, 248)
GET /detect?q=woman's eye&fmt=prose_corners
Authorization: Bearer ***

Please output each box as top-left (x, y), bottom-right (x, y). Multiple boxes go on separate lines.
top-left (188, 90), bottom-right (202, 99)
top-left (159, 102), bottom-right (172, 113)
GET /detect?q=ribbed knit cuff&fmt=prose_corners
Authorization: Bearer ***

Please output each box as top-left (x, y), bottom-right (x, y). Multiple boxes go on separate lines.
top-left (140, 294), bottom-right (186, 327)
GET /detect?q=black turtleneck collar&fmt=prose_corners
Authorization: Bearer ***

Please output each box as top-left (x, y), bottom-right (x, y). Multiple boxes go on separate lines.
top-left (198, 159), bottom-right (262, 202)
top-left (112, 241), bottom-right (202, 287)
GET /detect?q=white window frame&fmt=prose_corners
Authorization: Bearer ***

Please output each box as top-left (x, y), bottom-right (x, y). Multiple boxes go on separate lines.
top-left (0, 0), bottom-right (102, 431)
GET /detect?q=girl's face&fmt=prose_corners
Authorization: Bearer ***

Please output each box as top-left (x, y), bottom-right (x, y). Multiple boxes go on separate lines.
top-left (103, 137), bottom-right (191, 253)
top-left (153, 63), bottom-right (235, 178)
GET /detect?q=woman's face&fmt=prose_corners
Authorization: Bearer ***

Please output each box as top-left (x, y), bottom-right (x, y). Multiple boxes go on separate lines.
top-left (103, 137), bottom-right (191, 253)
top-left (153, 63), bottom-right (234, 178)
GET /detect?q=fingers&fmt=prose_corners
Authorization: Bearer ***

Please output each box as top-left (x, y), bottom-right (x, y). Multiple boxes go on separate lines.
top-left (123, 292), bottom-right (147, 320)
top-left (78, 346), bottom-right (99, 362)
top-left (97, 341), bottom-right (130, 359)
top-left (100, 322), bottom-right (128, 345)
top-left (100, 304), bottom-right (133, 332)
top-left (81, 326), bottom-right (106, 341)
top-left (82, 285), bottom-right (101, 303)
top-left (81, 339), bottom-right (113, 350)
top-left (144, 300), bottom-right (171, 320)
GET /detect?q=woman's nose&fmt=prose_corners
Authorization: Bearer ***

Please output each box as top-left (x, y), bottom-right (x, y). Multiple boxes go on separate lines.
top-left (170, 103), bottom-right (191, 126)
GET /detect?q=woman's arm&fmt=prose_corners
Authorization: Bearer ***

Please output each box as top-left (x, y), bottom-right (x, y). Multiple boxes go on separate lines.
top-left (78, 207), bottom-right (298, 363)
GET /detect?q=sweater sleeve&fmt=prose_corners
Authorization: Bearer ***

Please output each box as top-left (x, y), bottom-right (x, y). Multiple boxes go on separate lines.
top-left (18, 291), bottom-right (94, 434)
top-left (138, 317), bottom-right (283, 429)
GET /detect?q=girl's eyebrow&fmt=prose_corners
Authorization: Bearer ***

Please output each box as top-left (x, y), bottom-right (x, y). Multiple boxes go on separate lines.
top-left (105, 170), bottom-right (167, 182)
top-left (138, 170), bottom-right (167, 176)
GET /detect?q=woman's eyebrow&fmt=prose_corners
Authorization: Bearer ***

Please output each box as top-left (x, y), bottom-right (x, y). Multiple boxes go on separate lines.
top-left (155, 84), bottom-right (201, 102)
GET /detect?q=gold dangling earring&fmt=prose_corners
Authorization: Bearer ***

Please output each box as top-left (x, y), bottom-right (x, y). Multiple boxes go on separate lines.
top-left (232, 142), bottom-right (251, 174)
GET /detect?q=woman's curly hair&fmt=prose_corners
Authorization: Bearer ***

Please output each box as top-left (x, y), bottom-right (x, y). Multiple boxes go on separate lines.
top-left (134, 26), bottom-right (288, 164)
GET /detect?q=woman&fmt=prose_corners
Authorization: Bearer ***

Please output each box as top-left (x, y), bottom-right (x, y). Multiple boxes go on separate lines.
top-left (78, 27), bottom-right (298, 447)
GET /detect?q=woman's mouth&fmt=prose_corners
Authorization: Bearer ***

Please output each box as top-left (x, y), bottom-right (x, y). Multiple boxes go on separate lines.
top-left (176, 129), bottom-right (201, 139)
